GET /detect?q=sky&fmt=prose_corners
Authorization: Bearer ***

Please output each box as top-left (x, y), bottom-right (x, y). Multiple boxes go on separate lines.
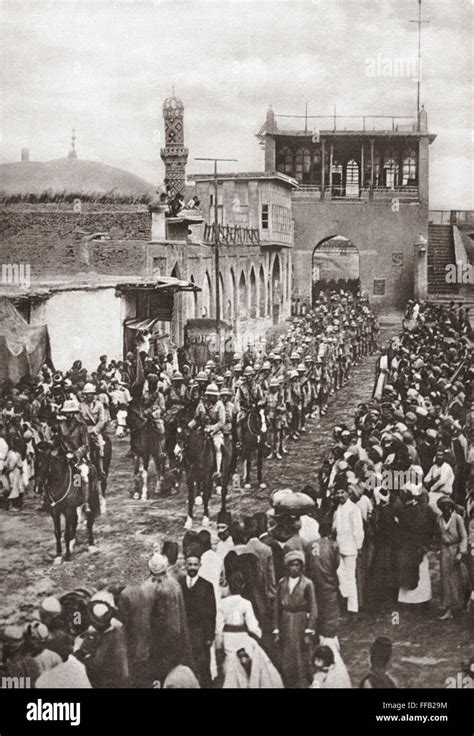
top-left (0, 0), bottom-right (472, 208)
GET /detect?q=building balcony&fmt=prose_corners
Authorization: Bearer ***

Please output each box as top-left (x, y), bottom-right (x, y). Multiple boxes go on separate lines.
top-left (292, 185), bottom-right (419, 203)
top-left (203, 223), bottom-right (259, 246)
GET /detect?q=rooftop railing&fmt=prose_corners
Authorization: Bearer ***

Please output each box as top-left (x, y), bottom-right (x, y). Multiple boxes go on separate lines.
top-left (274, 114), bottom-right (418, 133)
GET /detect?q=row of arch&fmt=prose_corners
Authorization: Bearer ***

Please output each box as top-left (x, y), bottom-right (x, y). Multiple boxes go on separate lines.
top-left (169, 254), bottom-right (290, 346)
top-left (187, 257), bottom-right (284, 323)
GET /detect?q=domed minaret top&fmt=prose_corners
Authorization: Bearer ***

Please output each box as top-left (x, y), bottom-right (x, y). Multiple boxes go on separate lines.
top-left (160, 89), bottom-right (188, 199)
top-left (163, 88), bottom-right (184, 112)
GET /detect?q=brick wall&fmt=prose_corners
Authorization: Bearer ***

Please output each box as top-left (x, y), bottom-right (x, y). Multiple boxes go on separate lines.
top-left (0, 203), bottom-right (151, 279)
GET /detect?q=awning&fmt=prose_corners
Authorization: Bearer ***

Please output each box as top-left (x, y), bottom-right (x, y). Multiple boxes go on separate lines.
top-left (124, 317), bottom-right (160, 331)
top-left (0, 297), bottom-right (51, 382)
top-left (117, 276), bottom-right (201, 293)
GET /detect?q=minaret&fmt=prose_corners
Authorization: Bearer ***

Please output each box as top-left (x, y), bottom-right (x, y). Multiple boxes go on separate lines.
top-left (68, 128), bottom-right (77, 159)
top-left (160, 91), bottom-right (188, 198)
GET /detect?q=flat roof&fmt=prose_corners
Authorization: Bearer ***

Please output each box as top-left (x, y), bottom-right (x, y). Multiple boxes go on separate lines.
top-left (271, 130), bottom-right (436, 143)
top-left (188, 171), bottom-right (299, 187)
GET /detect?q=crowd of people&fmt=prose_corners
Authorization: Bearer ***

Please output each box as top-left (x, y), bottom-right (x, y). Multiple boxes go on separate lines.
top-left (0, 294), bottom-right (473, 689)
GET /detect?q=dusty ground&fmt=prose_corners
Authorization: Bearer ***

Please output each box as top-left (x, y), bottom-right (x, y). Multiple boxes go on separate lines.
top-left (1, 311), bottom-right (472, 688)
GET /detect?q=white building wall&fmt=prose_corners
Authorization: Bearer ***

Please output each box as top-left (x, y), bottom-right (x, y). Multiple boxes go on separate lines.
top-left (41, 288), bottom-right (124, 371)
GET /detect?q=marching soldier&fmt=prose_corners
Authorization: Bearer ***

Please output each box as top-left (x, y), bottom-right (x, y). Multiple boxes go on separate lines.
top-left (220, 386), bottom-right (237, 474)
top-left (266, 378), bottom-right (286, 460)
top-left (286, 369), bottom-right (302, 440)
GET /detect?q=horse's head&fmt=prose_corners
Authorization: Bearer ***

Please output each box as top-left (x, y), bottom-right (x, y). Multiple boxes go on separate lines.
top-left (35, 439), bottom-right (53, 488)
top-left (259, 406), bottom-right (268, 434)
top-left (174, 425), bottom-right (187, 463)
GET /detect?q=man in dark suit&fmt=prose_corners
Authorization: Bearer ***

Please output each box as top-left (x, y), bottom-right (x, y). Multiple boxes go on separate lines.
top-left (244, 515), bottom-right (276, 605)
top-left (178, 546), bottom-right (216, 688)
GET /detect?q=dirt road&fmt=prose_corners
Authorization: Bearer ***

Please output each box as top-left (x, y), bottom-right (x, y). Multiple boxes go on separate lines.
top-left (1, 312), bottom-right (471, 688)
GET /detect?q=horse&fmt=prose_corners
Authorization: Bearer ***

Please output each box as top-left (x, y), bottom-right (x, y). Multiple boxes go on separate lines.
top-left (239, 404), bottom-right (269, 490)
top-left (35, 442), bottom-right (99, 564)
top-left (174, 423), bottom-right (230, 529)
top-left (89, 432), bottom-right (112, 500)
top-left (127, 400), bottom-right (167, 500)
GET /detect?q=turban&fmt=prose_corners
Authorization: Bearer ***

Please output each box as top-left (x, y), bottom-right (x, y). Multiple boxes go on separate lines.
top-left (148, 553), bottom-right (168, 575)
top-left (284, 550), bottom-right (305, 566)
top-left (402, 481), bottom-right (422, 497)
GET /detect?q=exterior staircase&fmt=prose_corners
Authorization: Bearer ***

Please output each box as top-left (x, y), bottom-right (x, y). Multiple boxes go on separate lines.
top-left (427, 223), bottom-right (456, 294)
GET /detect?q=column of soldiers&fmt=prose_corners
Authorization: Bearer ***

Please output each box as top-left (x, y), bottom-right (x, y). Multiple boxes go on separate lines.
top-left (0, 290), bottom-right (379, 507)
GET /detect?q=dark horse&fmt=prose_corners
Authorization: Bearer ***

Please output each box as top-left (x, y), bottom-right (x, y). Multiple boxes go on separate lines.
top-left (174, 423), bottom-right (230, 529)
top-left (239, 404), bottom-right (269, 490)
top-left (127, 398), bottom-right (167, 500)
top-left (36, 443), bottom-right (99, 563)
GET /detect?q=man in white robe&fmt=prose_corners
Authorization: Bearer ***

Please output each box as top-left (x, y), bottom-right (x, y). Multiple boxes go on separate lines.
top-left (332, 486), bottom-right (364, 613)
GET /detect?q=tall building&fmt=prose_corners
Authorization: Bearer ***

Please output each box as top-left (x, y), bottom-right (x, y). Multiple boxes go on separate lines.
top-left (160, 92), bottom-right (188, 199)
top-left (259, 104), bottom-right (437, 308)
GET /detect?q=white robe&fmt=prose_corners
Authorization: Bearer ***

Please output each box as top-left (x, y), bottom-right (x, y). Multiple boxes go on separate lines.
top-left (398, 554), bottom-right (432, 604)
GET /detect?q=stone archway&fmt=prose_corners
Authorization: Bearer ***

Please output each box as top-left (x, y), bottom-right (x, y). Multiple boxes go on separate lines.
top-left (238, 270), bottom-right (247, 321)
top-left (229, 267), bottom-right (237, 326)
top-left (312, 235), bottom-right (360, 304)
top-left (201, 270), bottom-right (212, 318)
top-left (271, 254), bottom-right (282, 325)
top-left (258, 265), bottom-right (266, 318)
top-left (249, 267), bottom-right (257, 319)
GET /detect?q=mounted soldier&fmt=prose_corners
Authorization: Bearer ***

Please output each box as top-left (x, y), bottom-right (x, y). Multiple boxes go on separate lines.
top-left (164, 371), bottom-right (189, 462)
top-left (195, 371), bottom-right (209, 400)
top-left (258, 360), bottom-right (272, 396)
top-left (58, 398), bottom-right (91, 512)
top-left (234, 366), bottom-right (265, 449)
top-left (79, 383), bottom-right (107, 479)
top-left (166, 371), bottom-right (188, 413)
top-left (142, 374), bottom-right (166, 429)
top-left (188, 383), bottom-right (225, 486)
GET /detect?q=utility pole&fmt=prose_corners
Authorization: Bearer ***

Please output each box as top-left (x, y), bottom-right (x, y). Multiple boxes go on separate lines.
top-left (195, 156), bottom-right (237, 353)
top-left (409, 0), bottom-right (429, 128)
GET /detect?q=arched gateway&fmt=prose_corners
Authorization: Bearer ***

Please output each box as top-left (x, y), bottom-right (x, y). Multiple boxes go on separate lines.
top-left (312, 236), bottom-right (360, 303)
